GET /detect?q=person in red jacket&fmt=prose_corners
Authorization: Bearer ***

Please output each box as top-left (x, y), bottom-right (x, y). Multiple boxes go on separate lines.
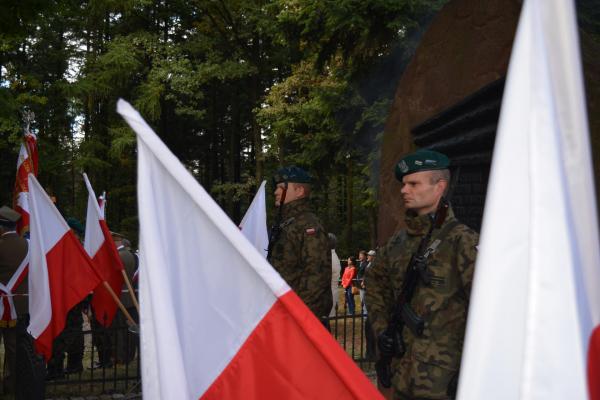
top-left (341, 256), bottom-right (357, 315)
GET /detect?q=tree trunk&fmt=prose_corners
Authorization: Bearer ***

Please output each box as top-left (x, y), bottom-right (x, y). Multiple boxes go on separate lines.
top-left (346, 155), bottom-right (353, 247)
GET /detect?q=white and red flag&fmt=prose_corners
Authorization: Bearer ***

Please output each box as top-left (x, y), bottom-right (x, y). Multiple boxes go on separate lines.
top-left (83, 173), bottom-right (125, 327)
top-left (117, 99), bottom-right (382, 400)
top-left (27, 174), bottom-right (102, 360)
top-left (13, 126), bottom-right (38, 235)
top-left (457, 0), bottom-right (600, 399)
top-left (239, 180), bottom-right (269, 258)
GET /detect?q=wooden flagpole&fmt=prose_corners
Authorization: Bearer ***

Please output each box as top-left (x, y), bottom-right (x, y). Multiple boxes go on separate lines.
top-left (121, 270), bottom-right (140, 314)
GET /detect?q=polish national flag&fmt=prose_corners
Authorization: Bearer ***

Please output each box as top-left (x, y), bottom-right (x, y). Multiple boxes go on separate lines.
top-left (27, 174), bottom-right (102, 360)
top-left (83, 173), bottom-right (125, 327)
top-left (457, 1), bottom-right (600, 399)
top-left (118, 99), bottom-right (382, 400)
top-left (13, 129), bottom-right (38, 235)
top-left (239, 180), bottom-right (269, 258)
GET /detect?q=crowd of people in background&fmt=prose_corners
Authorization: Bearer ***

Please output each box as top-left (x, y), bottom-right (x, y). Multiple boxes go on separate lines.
top-left (328, 241), bottom-right (378, 361)
top-left (330, 246), bottom-right (377, 317)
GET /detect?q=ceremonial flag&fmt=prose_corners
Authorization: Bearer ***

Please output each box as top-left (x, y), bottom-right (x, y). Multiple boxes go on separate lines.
top-left (27, 174), bottom-right (102, 360)
top-left (83, 173), bottom-right (125, 327)
top-left (117, 99), bottom-right (382, 400)
top-left (457, 1), bottom-right (600, 399)
top-left (13, 126), bottom-right (38, 235)
top-left (239, 180), bottom-right (269, 258)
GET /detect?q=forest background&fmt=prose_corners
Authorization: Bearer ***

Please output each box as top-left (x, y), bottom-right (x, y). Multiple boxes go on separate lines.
top-left (0, 0), bottom-right (597, 257)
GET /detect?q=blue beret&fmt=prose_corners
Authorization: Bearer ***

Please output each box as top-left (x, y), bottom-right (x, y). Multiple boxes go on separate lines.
top-left (273, 166), bottom-right (312, 184)
top-left (395, 150), bottom-right (450, 181)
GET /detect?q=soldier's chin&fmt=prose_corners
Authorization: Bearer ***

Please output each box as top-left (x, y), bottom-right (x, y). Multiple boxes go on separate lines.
top-left (275, 200), bottom-right (281, 207)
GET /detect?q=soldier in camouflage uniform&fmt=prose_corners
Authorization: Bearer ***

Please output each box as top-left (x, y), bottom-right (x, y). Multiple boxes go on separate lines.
top-left (267, 166), bottom-right (332, 319)
top-left (367, 150), bottom-right (478, 400)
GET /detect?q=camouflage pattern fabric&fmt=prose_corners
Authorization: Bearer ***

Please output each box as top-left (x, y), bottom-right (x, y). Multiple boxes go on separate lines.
top-left (366, 207), bottom-right (478, 399)
top-left (268, 197), bottom-right (332, 319)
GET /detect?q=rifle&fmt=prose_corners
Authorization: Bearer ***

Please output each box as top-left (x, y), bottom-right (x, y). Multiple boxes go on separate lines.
top-left (375, 198), bottom-right (449, 388)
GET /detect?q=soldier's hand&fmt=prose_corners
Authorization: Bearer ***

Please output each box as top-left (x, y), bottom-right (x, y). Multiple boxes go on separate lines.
top-left (377, 331), bottom-right (395, 358)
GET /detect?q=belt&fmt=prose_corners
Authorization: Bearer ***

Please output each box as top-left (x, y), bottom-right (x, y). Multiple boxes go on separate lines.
top-left (0, 320), bottom-right (17, 328)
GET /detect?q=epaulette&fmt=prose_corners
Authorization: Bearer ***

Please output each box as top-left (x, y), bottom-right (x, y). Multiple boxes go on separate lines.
top-left (279, 217), bottom-right (295, 229)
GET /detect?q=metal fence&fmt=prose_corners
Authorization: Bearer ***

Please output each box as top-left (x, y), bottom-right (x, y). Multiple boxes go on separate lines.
top-left (326, 305), bottom-right (377, 373)
top-left (13, 299), bottom-right (373, 398)
top-left (42, 315), bottom-right (141, 398)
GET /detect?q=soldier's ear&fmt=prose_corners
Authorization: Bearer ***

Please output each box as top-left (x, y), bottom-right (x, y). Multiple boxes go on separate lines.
top-left (294, 183), bottom-right (306, 197)
top-left (436, 179), bottom-right (448, 196)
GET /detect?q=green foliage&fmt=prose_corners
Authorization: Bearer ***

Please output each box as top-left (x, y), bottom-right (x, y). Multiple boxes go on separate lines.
top-left (0, 0), bottom-right (448, 249)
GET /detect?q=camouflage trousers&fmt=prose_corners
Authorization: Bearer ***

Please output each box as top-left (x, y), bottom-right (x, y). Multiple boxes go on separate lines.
top-left (392, 354), bottom-right (457, 400)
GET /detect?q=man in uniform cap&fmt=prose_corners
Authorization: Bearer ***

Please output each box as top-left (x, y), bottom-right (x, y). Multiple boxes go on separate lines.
top-left (267, 166), bottom-right (332, 319)
top-left (367, 149), bottom-right (478, 399)
top-left (0, 206), bottom-right (28, 394)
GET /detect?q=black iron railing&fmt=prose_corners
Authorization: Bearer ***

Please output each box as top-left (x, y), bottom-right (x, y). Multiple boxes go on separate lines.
top-left (11, 291), bottom-right (374, 397)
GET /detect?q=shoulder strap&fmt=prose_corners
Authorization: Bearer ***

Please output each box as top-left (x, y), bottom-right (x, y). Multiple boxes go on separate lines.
top-left (424, 220), bottom-right (461, 258)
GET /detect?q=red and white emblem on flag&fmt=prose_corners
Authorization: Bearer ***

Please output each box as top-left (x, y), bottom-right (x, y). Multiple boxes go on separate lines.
top-left (13, 130), bottom-right (38, 235)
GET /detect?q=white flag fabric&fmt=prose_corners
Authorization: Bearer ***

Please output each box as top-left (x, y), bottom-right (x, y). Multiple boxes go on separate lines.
top-left (83, 173), bottom-right (125, 327)
top-left (27, 174), bottom-right (101, 360)
top-left (117, 99), bottom-right (382, 400)
top-left (239, 180), bottom-right (269, 258)
top-left (457, 1), bottom-right (600, 399)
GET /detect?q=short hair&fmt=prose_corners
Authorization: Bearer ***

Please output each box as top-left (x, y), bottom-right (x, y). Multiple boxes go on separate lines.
top-left (359, 250), bottom-right (367, 256)
top-left (429, 169), bottom-right (451, 195)
top-left (429, 168), bottom-right (450, 183)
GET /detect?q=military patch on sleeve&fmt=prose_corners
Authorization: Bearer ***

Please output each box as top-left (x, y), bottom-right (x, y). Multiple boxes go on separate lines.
top-left (306, 227), bottom-right (316, 235)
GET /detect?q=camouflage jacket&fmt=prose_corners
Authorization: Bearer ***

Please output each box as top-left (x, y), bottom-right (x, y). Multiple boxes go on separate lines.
top-left (268, 198), bottom-right (332, 319)
top-left (367, 208), bottom-right (478, 373)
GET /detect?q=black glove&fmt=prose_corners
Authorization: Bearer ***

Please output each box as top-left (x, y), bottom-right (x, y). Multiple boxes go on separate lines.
top-left (377, 331), bottom-right (395, 358)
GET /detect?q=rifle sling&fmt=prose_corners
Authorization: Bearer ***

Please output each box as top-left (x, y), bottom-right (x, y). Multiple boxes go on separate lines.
top-left (397, 219), bottom-right (461, 334)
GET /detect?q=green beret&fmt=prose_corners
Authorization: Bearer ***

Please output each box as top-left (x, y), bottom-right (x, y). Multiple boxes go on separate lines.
top-left (273, 166), bottom-right (312, 185)
top-left (66, 217), bottom-right (84, 236)
top-left (395, 149), bottom-right (450, 181)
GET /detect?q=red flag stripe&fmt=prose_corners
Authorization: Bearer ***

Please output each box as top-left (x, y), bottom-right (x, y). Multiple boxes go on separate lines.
top-left (14, 133), bottom-right (38, 235)
top-left (33, 231), bottom-right (101, 360)
top-left (202, 291), bottom-right (381, 399)
top-left (589, 325), bottom-right (600, 400)
top-left (90, 239), bottom-right (124, 327)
